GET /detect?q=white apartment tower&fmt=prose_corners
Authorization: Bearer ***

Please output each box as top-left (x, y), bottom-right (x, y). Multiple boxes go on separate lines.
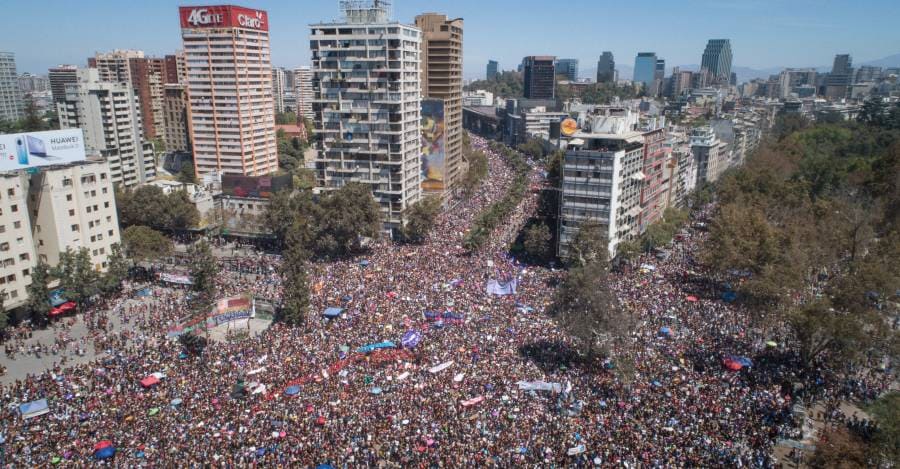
top-left (310, 0), bottom-right (422, 233)
top-left (57, 69), bottom-right (156, 186)
top-left (179, 5), bottom-right (278, 176)
top-left (272, 67), bottom-right (286, 114)
top-left (294, 66), bottom-right (314, 120)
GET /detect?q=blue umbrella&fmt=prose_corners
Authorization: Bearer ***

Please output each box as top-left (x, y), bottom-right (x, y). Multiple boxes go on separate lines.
top-left (316, 465), bottom-right (335, 469)
top-left (284, 386), bottom-right (301, 396)
top-left (659, 327), bottom-right (672, 337)
top-left (95, 447), bottom-right (116, 459)
top-left (170, 398), bottom-right (183, 407)
top-left (359, 260), bottom-right (370, 267)
top-left (736, 357), bottom-right (753, 367)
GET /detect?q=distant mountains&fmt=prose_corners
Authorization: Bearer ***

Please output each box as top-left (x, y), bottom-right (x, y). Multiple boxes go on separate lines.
top-left (579, 52), bottom-right (900, 83)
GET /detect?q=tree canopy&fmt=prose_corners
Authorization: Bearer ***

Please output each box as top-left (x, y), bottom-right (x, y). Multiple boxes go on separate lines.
top-left (116, 185), bottom-right (200, 231)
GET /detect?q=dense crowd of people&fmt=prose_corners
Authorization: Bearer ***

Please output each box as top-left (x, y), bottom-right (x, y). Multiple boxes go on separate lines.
top-left (0, 135), bottom-right (893, 466)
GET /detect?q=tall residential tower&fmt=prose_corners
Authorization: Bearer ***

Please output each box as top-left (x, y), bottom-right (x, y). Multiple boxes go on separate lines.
top-left (310, 0), bottom-right (422, 233)
top-left (179, 5), bottom-right (278, 176)
top-left (415, 13), bottom-right (464, 194)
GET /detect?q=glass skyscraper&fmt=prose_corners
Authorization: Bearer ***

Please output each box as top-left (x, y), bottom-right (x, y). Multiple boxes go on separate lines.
top-left (701, 39), bottom-right (733, 85)
top-left (633, 52), bottom-right (657, 87)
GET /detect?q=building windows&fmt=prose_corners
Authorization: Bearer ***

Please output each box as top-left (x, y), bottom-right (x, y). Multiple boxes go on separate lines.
top-left (18, 253), bottom-right (28, 261)
top-left (10, 204), bottom-right (17, 213)
top-left (0, 242), bottom-right (8, 252)
top-left (9, 290), bottom-right (17, 299)
top-left (108, 230), bottom-right (113, 237)
top-left (7, 189), bottom-right (14, 197)
top-left (69, 209), bottom-right (75, 216)
top-left (71, 224), bottom-right (79, 232)
top-left (66, 194), bottom-right (73, 201)
top-left (12, 221), bottom-right (20, 229)
top-left (22, 269), bottom-right (29, 277)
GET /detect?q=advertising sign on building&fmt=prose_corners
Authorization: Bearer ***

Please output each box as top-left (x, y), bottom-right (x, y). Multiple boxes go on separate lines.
top-left (221, 173), bottom-right (292, 199)
top-left (0, 129), bottom-right (86, 172)
top-left (179, 5), bottom-right (269, 31)
top-left (420, 99), bottom-right (446, 192)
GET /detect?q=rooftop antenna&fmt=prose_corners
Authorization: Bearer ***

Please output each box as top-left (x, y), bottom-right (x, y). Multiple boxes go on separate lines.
top-left (340, 0), bottom-right (392, 24)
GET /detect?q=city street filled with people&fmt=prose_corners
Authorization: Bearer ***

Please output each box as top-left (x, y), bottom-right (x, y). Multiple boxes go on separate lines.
top-left (0, 135), bottom-right (893, 467)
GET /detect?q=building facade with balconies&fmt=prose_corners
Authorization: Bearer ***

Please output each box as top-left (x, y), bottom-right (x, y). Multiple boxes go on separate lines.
top-left (309, 2), bottom-right (422, 234)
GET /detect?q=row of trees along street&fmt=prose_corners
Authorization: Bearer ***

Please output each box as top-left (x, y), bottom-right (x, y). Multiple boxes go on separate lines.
top-left (700, 102), bottom-right (900, 464)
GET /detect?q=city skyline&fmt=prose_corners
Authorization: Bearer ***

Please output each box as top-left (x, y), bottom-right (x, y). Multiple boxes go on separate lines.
top-left (3, 0), bottom-right (900, 79)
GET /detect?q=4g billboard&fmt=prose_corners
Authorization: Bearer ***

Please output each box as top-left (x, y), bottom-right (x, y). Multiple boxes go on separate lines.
top-left (179, 5), bottom-right (268, 31)
top-left (0, 129), bottom-right (87, 172)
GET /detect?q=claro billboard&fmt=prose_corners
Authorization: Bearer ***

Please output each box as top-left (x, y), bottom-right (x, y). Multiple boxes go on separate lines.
top-left (179, 5), bottom-right (269, 31)
top-left (0, 129), bottom-right (87, 172)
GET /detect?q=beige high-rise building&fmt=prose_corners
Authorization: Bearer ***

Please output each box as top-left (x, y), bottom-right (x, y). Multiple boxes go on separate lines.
top-left (179, 5), bottom-right (278, 176)
top-left (414, 13), bottom-right (464, 195)
top-left (91, 50), bottom-right (167, 141)
top-left (58, 69), bottom-right (156, 186)
top-left (272, 67), bottom-right (286, 114)
top-left (0, 172), bottom-right (37, 310)
top-left (28, 159), bottom-right (122, 271)
top-left (0, 158), bottom-right (122, 312)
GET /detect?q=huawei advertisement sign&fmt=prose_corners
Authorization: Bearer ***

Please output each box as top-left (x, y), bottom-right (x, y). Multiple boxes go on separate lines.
top-left (0, 129), bottom-right (87, 172)
top-left (179, 5), bottom-right (268, 31)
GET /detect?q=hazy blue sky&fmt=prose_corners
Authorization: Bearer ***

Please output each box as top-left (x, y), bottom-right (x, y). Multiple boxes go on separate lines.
top-left (3, 0), bottom-right (899, 78)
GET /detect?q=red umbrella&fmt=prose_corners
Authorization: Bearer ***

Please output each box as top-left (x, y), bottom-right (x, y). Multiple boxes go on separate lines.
top-left (93, 440), bottom-right (113, 451)
top-left (722, 358), bottom-right (742, 371)
top-left (686, 295), bottom-right (699, 303)
top-left (140, 376), bottom-right (160, 388)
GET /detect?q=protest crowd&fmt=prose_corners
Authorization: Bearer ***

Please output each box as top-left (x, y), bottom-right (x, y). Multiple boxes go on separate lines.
top-left (0, 134), bottom-right (893, 467)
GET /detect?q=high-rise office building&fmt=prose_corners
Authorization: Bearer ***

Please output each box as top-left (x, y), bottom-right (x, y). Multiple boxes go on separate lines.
top-left (91, 50), bottom-right (167, 140)
top-left (825, 54), bottom-right (853, 100)
top-left (671, 67), bottom-right (693, 96)
top-left (18, 73), bottom-right (50, 93)
top-left (293, 66), bottom-right (313, 120)
top-left (0, 52), bottom-right (24, 122)
top-left (49, 65), bottom-right (79, 104)
top-left (778, 68), bottom-right (816, 99)
top-left (556, 58), bottom-right (579, 82)
top-left (57, 69), bottom-right (156, 186)
top-left (700, 39), bottom-right (733, 85)
top-left (855, 65), bottom-right (882, 83)
top-left (310, 1), bottom-right (422, 233)
top-left (163, 84), bottom-right (190, 152)
top-left (522, 56), bottom-right (556, 99)
top-left (179, 5), bottom-right (278, 176)
top-left (633, 52), bottom-right (657, 87)
top-left (596, 51), bottom-right (615, 83)
top-left (486, 60), bottom-right (499, 80)
top-left (654, 59), bottom-right (665, 81)
top-left (415, 13), bottom-right (464, 194)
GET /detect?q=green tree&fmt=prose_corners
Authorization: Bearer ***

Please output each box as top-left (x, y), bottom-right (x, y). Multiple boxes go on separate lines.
top-left (178, 331), bottom-right (208, 356)
top-left (24, 261), bottom-right (52, 325)
top-left (116, 185), bottom-right (199, 230)
top-left (122, 225), bottom-right (174, 263)
top-left (568, 220), bottom-right (608, 267)
top-left (550, 257), bottom-right (629, 359)
top-left (464, 71), bottom-right (524, 98)
top-left (21, 96), bottom-right (47, 132)
top-left (188, 240), bottom-right (218, 300)
top-left (400, 196), bottom-right (442, 243)
top-left (99, 243), bottom-right (129, 294)
top-left (522, 223), bottom-right (552, 261)
top-left (275, 111), bottom-right (298, 125)
top-left (867, 391), bottom-right (900, 465)
top-left (316, 183), bottom-right (381, 255)
top-left (54, 248), bottom-right (100, 308)
top-left (278, 240), bottom-right (310, 327)
top-left (177, 162), bottom-right (197, 184)
top-left (809, 427), bottom-right (872, 469)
